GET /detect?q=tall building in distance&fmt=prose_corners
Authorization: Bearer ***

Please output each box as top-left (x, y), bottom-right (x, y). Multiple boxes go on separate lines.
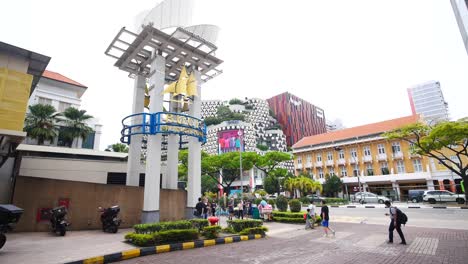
top-left (267, 92), bottom-right (327, 147)
top-left (407, 81), bottom-right (449, 123)
top-left (451, 0), bottom-right (468, 55)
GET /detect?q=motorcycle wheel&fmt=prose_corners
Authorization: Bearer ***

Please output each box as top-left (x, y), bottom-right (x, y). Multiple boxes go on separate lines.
top-left (0, 233), bottom-right (6, 249)
top-left (59, 226), bottom-right (66, 236)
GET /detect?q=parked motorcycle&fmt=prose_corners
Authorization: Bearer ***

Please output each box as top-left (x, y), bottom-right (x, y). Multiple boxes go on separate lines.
top-left (50, 206), bottom-right (69, 236)
top-left (0, 204), bottom-right (23, 250)
top-left (98, 205), bottom-right (121, 233)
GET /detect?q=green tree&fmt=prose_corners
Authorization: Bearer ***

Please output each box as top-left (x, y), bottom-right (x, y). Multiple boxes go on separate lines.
top-left (255, 151), bottom-right (292, 178)
top-left (323, 174), bottom-right (343, 197)
top-left (178, 150), bottom-right (209, 181)
top-left (284, 176), bottom-right (322, 198)
top-left (384, 119), bottom-right (468, 203)
top-left (62, 107), bottom-right (94, 148)
top-left (201, 174), bottom-right (218, 194)
top-left (105, 143), bottom-right (128, 153)
top-left (24, 104), bottom-right (61, 145)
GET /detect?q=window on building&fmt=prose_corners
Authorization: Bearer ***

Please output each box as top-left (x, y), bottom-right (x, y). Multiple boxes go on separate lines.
top-left (412, 159), bottom-right (423, 172)
top-left (328, 167), bottom-right (335, 176)
top-left (409, 141), bottom-right (415, 152)
top-left (366, 163), bottom-right (374, 176)
top-left (377, 144), bottom-right (385, 154)
top-left (353, 164), bottom-right (359, 176)
top-left (318, 168), bottom-right (324, 178)
top-left (107, 172), bottom-right (126, 185)
top-left (350, 148), bottom-right (357, 158)
top-left (363, 146), bottom-right (371, 156)
top-left (81, 132), bottom-right (95, 149)
top-left (391, 142), bottom-right (401, 153)
top-left (58, 101), bottom-right (71, 112)
top-left (38, 97), bottom-right (52, 105)
top-left (341, 166), bottom-right (347, 177)
top-left (306, 154), bottom-right (312, 163)
top-left (450, 155), bottom-right (460, 165)
top-left (327, 151), bottom-right (333, 161)
top-left (396, 160), bottom-right (405, 173)
top-left (380, 162), bottom-right (389, 175)
top-left (317, 154), bottom-right (322, 162)
top-left (297, 156), bottom-right (302, 164)
top-left (338, 150), bottom-right (345, 159)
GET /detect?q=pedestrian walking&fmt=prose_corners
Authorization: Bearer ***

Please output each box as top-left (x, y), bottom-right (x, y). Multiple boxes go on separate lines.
top-left (238, 200), bottom-right (244, 220)
top-left (305, 209), bottom-right (313, 230)
top-left (308, 201), bottom-right (316, 229)
top-left (384, 201), bottom-right (407, 245)
top-left (321, 200), bottom-right (335, 237)
top-left (195, 198), bottom-right (206, 218)
top-left (211, 201), bottom-right (217, 217)
top-left (228, 198), bottom-right (235, 220)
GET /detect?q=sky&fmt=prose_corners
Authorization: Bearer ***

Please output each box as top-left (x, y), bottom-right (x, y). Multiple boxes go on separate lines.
top-left (1, 0), bottom-right (467, 150)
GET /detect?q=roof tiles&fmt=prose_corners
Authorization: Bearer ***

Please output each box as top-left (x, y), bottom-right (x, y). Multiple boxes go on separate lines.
top-left (42, 70), bottom-right (87, 88)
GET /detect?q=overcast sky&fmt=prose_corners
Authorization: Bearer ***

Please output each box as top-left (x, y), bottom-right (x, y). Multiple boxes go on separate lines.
top-left (2, 0), bottom-right (467, 150)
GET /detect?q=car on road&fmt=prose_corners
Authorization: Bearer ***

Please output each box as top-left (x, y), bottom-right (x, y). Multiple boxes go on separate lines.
top-left (408, 189), bottom-right (426, 203)
top-left (306, 194), bottom-right (326, 203)
top-left (352, 192), bottom-right (390, 204)
top-left (422, 190), bottom-right (465, 204)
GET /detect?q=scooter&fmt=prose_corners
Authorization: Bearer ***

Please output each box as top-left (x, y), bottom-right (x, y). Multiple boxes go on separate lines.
top-left (50, 206), bottom-right (69, 236)
top-left (0, 204), bottom-right (23, 250)
top-left (98, 205), bottom-right (121, 233)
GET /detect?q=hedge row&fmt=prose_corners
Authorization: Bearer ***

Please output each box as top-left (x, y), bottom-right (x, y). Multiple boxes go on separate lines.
top-left (125, 229), bottom-right (199, 246)
top-left (324, 198), bottom-right (348, 204)
top-left (227, 219), bottom-right (263, 232)
top-left (133, 219), bottom-right (209, 234)
top-left (202, 225), bottom-right (222, 239)
top-left (272, 211), bottom-right (305, 219)
top-left (272, 215), bottom-right (322, 224)
top-left (239, 226), bottom-right (268, 236)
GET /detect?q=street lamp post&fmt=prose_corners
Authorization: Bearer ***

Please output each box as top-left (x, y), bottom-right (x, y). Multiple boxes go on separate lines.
top-left (238, 130), bottom-right (243, 195)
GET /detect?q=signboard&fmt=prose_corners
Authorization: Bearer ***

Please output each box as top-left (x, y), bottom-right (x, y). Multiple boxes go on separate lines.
top-left (218, 129), bottom-right (243, 154)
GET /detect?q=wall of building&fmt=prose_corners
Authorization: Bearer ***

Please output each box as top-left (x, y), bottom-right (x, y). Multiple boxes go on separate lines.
top-left (12, 176), bottom-right (187, 232)
top-left (0, 158), bottom-right (15, 203)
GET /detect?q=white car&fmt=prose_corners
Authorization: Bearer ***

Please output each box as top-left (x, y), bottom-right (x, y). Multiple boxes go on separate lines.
top-left (353, 192), bottom-right (390, 204)
top-left (422, 190), bottom-right (465, 204)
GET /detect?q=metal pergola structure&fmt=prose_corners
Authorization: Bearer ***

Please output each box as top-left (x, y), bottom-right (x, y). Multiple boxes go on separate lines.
top-left (105, 25), bottom-right (223, 83)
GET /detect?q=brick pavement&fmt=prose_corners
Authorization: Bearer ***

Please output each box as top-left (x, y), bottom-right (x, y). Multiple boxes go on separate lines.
top-left (121, 222), bottom-right (468, 264)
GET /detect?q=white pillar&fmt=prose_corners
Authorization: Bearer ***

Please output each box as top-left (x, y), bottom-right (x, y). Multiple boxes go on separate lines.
top-left (141, 55), bottom-right (165, 223)
top-left (93, 124), bottom-right (103, 150)
top-left (426, 180), bottom-right (435, 190)
top-left (127, 75), bottom-right (146, 186)
top-left (392, 181), bottom-right (401, 201)
top-left (185, 70), bottom-right (202, 219)
top-left (165, 98), bottom-right (179, 190)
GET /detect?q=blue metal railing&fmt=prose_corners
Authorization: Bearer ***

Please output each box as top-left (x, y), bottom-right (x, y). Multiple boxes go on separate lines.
top-left (121, 112), bottom-right (206, 145)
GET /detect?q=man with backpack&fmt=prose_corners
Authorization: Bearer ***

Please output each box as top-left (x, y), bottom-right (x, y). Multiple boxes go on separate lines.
top-left (384, 201), bottom-right (407, 245)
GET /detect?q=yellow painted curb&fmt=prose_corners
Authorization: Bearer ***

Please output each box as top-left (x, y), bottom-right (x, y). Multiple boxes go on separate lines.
top-left (83, 256), bottom-right (104, 264)
top-left (224, 237), bottom-right (233, 243)
top-left (240, 235), bottom-right (249, 241)
top-left (122, 248), bottom-right (140, 260)
top-left (182, 242), bottom-right (195, 249)
top-left (254, 234), bottom-right (262, 239)
top-left (204, 239), bottom-right (216, 246)
top-left (156, 244), bottom-right (171, 253)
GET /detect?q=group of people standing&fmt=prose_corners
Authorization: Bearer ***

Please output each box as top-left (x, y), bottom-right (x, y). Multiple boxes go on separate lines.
top-left (305, 200), bottom-right (335, 237)
top-left (195, 197), bottom-right (218, 219)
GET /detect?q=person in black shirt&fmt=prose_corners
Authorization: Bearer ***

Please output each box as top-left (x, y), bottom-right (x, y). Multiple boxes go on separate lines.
top-left (321, 200), bottom-right (335, 237)
top-left (195, 198), bottom-right (206, 218)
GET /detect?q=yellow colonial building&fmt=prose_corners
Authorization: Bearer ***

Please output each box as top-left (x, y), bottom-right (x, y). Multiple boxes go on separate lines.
top-left (292, 115), bottom-right (462, 201)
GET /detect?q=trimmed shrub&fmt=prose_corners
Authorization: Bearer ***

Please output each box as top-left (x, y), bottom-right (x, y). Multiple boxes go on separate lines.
top-left (267, 199), bottom-right (276, 209)
top-left (124, 233), bottom-right (155, 247)
top-left (276, 195), bottom-right (288, 212)
top-left (227, 219), bottom-right (263, 232)
top-left (254, 198), bottom-right (263, 205)
top-left (222, 227), bottom-right (236, 234)
top-left (202, 225), bottom-right (222, 239)
top-left (254, 189), bottom-right (267, 197)
top-left (272, 211), bottom-right (305, 219)
top-left (272, 217), bottom-right (305, 224)
top-left (155, 229), bottom-right (199, 244)
top-left (239, 226), bottom-right (268, 236)
top-left (300, 196), bottom-right (310, 205)
top-left (134, 220), bottom-right (192, 234)
top-left (324, 198), bottom-right (348, 204)
top-left (189, 219), bottom-right (209, 232)
top-left (289, 199), bottom-right (302, 212)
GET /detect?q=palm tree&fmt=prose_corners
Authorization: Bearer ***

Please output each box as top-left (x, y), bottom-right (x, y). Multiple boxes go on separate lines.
top-left (62, 107), bottom-right (94, 148)
top-left (105, 143), bottom-right (128, 153)
top-left (24, 104), bottom-right (61, 145)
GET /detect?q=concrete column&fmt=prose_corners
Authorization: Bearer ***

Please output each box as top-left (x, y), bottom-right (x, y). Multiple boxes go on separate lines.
top-left (438, 180), bottom-right (445, 190)
top-left (93, 124), bottom-right (103, 150)
top-left (426, 180), bottom-right (435, 190)
top-left (449, 180), bottom-right (456, 193)
top-left (362, 183), bottom-right (369, 193)
top-left (165, 97), bottom-right (179, 190)
top-left (185, 70), bottom-right (202, 219)
top-left (127, 75), bottom-right (146, 186)
top-left (392, 181), bottom-right (401, 201)
top-left (141, 55), bottom-right (165, 223)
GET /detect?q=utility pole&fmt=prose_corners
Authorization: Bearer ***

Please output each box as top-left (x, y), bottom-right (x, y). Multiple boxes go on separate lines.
top-left (238, 129), bottom-right (243, 196)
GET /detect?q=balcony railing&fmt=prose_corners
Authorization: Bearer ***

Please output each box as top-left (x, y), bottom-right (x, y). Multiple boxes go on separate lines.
top-left (297, 163), bottom-right (303, 169)
top-left (362, 155), bottom-right (373, 163)
top-left (392, 152), bottom-right (404, 159)
top-left (305, 162), bottom-right (313, 168)
top-left (408, 152), bottom-right (421, 158)
top-left (326, 160), bottom-right (334, 166)
top-left (376, 153), bottom-right (387, 161)
top-left (337, 158), bottom-right (346, 165)
top-left (315, 161), bottom-right (323, 167)
top-left (348, 158), bottom-right (358, 164)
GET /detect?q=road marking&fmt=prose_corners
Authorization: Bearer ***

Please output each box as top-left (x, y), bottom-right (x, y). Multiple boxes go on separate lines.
top-left (406, 237), bottom-right (438, 255)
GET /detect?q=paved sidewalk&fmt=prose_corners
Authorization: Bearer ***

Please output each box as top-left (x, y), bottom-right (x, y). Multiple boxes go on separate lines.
top-left (122, 222), bottom-right (468, 264)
